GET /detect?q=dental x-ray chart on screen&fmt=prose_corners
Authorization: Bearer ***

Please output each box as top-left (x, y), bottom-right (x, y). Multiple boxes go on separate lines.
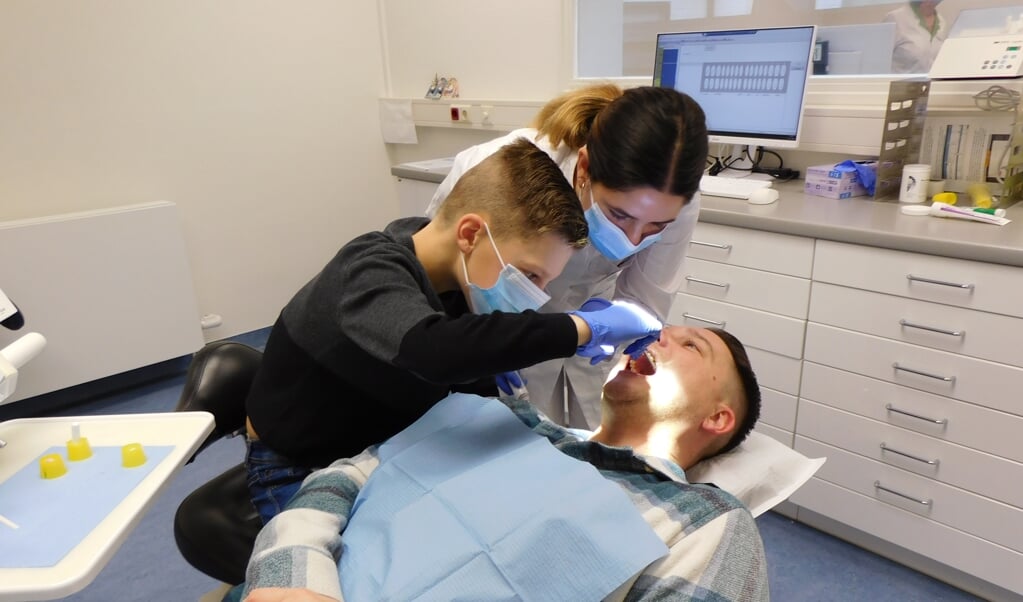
top-left (654, 25), bottom-right (816, 148)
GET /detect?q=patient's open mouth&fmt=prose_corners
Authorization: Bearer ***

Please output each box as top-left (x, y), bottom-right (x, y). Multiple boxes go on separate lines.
top-left (627, 350), bottom-right (657, 376)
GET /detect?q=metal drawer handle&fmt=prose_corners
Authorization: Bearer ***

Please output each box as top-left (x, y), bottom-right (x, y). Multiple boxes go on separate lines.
top-left (885, 404), bottom-right (948, 426)
top-left (898, 319), bottom-right (964, 338)
top-left (880, 442), bottom-right (940, 466)
top-left (684, 276), bottom-right (729, 289)
top-left (690, 240), bottom-right (732, 250)
top-left (874, 481), bottom-right (932, 507)
top-left (682, 313), bottom-right (725, 327)
top-left (906, 274), bottom-right (974, 291)
top-left (892, 362), bottom-right (956, 384)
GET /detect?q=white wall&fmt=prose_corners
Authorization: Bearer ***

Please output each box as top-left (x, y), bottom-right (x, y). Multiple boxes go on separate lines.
top-left (0, 1), bottom-right (573, 347)
top-left (0, 1), bottom-right (397, 341)
top-left (381, 0), bottom-right (566, 99)
top-left (379, 0), bottom-right (568, 163)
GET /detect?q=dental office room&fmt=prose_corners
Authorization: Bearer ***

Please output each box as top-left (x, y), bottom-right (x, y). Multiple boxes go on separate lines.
top-left (2, 0), bottom-right (1023, 600)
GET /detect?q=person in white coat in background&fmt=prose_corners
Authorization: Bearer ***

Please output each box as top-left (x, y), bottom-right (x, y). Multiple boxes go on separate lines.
top-left (885, 0), bottom-right (949, 74)
top-left (426, 84), bottom-right (708, 428)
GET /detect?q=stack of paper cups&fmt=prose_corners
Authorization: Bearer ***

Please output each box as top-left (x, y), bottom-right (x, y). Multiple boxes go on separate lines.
top-left (900, 164), bottom-right (932, 203)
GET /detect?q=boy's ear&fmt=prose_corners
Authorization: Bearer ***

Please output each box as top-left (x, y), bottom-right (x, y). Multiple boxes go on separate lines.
top-left (701, 404), bottom-right (736, 438)
top-left (455, 213), bottom-right (486, 254)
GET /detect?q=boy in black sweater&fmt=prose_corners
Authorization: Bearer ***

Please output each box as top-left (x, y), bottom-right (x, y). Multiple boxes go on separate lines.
top-left (244, 139), bottom-right (662, 525)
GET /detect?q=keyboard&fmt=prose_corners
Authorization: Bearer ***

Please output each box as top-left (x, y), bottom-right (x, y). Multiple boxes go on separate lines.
top-left (699, 175), bottom-right (774, 199)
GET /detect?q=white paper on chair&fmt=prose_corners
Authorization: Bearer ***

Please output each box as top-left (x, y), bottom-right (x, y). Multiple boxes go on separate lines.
top-left (686, 431), bottom-right (826, 517)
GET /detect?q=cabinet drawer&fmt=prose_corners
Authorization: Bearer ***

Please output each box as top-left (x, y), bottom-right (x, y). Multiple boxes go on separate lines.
top-left (789, 477), bottom-right (1023, 595)
top-left (797, 399), bottom-right (1023, 508)
top-left (798, 437), bottom-right (1023, 554)
top-left (804, 322), bottom-right (1023, 417)
top-left (688, 222), bottom-right (814, 278)
top-left (813, 240), bottom-right (1023, 318)
top-left (809, 282), bottom-right (1023, 367)
top-left (681, 257), bottom-right (810, 318)
top-left (746, 347), bottom-right (802, 396)
top-left (760, 387), bottom-right (797, 432)
top-left (801, 362), bottom-right (1023, 463)
top-left (669, 294), bottom-right (806, 359)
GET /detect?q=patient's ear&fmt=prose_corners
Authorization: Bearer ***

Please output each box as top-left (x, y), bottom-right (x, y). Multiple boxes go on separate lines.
top-left (701, 405), bottom-right (736, 437)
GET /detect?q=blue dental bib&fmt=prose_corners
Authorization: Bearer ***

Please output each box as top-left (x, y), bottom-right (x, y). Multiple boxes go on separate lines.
top-left (338, 394), bottom-right (667, 601)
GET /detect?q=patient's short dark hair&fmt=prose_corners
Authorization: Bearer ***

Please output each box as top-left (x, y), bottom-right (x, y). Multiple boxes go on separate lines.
top-left (708, 327), bottom-right (760, 455)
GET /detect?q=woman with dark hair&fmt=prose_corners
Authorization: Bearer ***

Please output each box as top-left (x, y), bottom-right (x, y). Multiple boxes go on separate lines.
top-left (426, 83), bottom-right (709, 429)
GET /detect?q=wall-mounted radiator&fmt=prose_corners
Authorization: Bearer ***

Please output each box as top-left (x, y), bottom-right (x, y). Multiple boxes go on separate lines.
top-left (0, 201), bottom-right (204, 405)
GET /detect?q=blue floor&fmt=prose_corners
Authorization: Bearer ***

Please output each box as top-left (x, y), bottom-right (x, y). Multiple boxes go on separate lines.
top-left (10, 329), bottom-right (986, 601)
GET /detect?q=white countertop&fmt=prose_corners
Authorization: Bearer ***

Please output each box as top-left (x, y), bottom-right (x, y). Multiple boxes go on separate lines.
top-left (698, 181), bottom-right (1023, 267)
top-left (392, 161), bottom-right (1023, 267)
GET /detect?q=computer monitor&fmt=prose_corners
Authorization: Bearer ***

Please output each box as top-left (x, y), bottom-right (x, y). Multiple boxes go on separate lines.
top-left (653, 25), bottom-right (817, 149)
top-left (817, 23), bottom-right (896, 75)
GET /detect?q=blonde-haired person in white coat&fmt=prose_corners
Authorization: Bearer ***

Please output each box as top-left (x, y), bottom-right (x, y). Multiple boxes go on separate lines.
top-left (426, 84), bottom-right (708, 428)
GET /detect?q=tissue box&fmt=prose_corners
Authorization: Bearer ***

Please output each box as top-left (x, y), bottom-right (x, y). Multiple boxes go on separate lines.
top-left (804, 163), bottom-right (870, 199)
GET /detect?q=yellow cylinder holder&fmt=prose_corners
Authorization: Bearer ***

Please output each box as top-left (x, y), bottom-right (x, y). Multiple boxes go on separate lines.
top-left (66, 423), bottom-right (93, 461)
top-left (39, 453), bottom-right (68, 479)
top-left (932, 192), bottom-right (958, 205)
top-left (121, 443), bottom-right (147, 468)
top-left (66, 439), bottom-right (92, 461)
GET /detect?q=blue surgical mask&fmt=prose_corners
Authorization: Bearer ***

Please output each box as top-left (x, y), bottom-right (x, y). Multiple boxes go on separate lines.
top-left (461, 222), bottom-right (551, 314)
top-left (584, 189), bottom-right (662, 262)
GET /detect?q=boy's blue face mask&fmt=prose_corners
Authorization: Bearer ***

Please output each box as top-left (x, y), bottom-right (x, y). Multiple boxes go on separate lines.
top-left (461, 222), bottom-right (551, 314)
top-left (584, 189), bottom-right (661, 262)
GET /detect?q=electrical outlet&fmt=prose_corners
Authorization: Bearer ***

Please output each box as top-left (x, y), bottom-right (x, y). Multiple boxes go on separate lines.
top-left (450, 104), bottom-right (471, 123)
top-left (480, 105), bottom-right (494, 126)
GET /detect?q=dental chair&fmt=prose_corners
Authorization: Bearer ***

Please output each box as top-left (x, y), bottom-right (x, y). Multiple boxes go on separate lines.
top-left (170, 341), bottom-right (827, 592)
top-left (173, 340), bottom-right (264, 585)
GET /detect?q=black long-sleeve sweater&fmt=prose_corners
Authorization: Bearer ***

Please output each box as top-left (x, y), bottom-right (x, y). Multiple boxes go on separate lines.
top-left (245, 217), bottom-right (579, 467)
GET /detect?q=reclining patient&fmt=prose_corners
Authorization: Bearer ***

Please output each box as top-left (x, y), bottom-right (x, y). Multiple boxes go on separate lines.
top-left (238, 324), bottom-right (765, 602)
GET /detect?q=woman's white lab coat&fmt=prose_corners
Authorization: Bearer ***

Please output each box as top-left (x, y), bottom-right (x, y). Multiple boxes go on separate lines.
top-left (425, 128), bottom-right (700, 428)
top-left (885, 4), bottom-right (949, 74)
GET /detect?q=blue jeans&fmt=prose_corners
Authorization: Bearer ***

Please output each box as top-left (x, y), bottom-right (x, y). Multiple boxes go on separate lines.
top-left (244, 438), bottom-right (313, 526)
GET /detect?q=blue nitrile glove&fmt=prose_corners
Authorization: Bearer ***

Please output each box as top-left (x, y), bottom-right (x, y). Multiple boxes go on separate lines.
top-left (571, 298), bottom-right (663, 365)
top-left (495, 370), bottom-right (526, 397)
top-left (834, 159), bottom-right (877, 195)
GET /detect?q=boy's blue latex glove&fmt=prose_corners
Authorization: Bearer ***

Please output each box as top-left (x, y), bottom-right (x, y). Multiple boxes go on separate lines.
top-left (495, 370), bottom-right (528, 398)
top-left (571, 298), bottom-right (663, 365)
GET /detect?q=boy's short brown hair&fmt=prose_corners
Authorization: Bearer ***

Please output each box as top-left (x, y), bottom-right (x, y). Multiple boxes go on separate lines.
top-left (435, 138), bottom-right (588, 248)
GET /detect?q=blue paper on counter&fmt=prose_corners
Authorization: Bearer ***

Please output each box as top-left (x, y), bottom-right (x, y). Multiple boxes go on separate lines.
top-left (835, 160), bottom-right (877, 195)
top-left (339, 393), bottom-right (667, 602)
top-left (0, 445), bottom-right (173, 568)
